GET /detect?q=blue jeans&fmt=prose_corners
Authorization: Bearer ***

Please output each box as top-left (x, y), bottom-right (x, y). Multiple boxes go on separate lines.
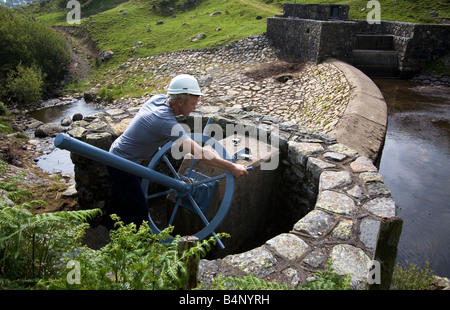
top-left (107, 166), bottom-right (150, 226)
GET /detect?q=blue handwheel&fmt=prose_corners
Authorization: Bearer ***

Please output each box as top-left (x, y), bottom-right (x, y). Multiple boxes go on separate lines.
top-left (141, 133), bottom-right (235, 248)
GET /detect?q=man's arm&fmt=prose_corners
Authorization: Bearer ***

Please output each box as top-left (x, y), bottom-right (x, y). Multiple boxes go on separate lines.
top-left (176, 137), bottom-right (249, 178)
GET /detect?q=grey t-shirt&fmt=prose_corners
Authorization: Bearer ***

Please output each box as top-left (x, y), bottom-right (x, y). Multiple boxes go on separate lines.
top-left (109, 94), bottom-right (187, 164)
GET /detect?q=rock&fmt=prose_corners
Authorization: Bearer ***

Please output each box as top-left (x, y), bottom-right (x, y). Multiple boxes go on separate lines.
top-left (34, 123), bottom-right (67, 138)
top-left (83, 92), bottom-right (97, 102)
top-left (330, 244), bottom-right (371, 289)
top-left (61, 116), bottom-right (72, 126)
top-left (26, 120), bottom-right (44, 130)
top-left (350, 156), bottom-right (377, 172)
top-left (332, 219), bottom-right (354, 240)
top-left (72, 113), bottom-right (83, 121)
top-left (191, 33), bottom-right (207, 42)
top-left (363, 197), bottom-right (396, 218)
top-left (315, 190), bottom-right (356, 216)
top-left (98, 50), bottom-right (115, 62)
top-left (359, 218), bottom-right (380, 251)
top-left (265, 233), bottom-right (309, 260)
top-left (293, 210), bottom-right (334, 238)
top-left (430, 10), bottom-right (439, 18)
top-left (223, 246), bottom-right (277, 279)
top-left (210, 11), bottom-right (222, 17)
top-left (62, 184), bottom-right (77, 197)
top-left (319, 170), bottom-right (352, 190)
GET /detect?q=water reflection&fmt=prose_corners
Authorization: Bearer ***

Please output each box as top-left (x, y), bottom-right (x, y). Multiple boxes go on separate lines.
top-left (29, 98), bottom-right (104, 124)
top-left (375, 79), bottom-right (450, 278)
top-left (37, 148), bottom-right (74, 175)
top-left (30, 98), bottom-right (105, 174)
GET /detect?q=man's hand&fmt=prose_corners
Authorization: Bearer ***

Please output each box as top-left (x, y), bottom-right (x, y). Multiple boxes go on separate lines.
top-left (230, 163), bottom-right (250, 178)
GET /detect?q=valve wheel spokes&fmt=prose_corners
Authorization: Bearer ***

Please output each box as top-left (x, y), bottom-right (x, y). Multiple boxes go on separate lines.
top-left (141, 133), bottom-right (235, 248)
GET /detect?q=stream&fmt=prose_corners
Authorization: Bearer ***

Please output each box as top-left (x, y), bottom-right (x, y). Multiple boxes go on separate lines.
top-left (375, 79), bottom-right (450, 278)
top-left (28, 98), bottom-right (105, 174)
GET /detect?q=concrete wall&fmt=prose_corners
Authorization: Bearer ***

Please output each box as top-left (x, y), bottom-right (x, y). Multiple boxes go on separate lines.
top-left (266, 4), bottom-right (450, 76)
top-left (266, 18), bottom-right (357, 64)
top-left (355, 20), bottom-right (450, 76)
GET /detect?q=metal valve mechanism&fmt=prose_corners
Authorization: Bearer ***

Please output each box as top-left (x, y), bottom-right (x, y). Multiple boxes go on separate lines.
top-left (54, 118), bottom-right (251, 249)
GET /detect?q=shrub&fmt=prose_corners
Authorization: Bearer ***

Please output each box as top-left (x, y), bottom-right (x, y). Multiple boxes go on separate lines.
top-left (5, 64), bottom-right (44, 108)
top-left (390, 260), bottom-right (435, 290)
top-left (0, 6), bottom-right (71, 104)
top-left (0, 101), bottom-right (7, 116)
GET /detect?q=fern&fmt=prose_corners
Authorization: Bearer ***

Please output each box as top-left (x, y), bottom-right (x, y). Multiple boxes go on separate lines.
top-left (299, 260), bottom-right (352, 290)
top-left (0, 203), bottom-right (101, 286)
top-left (34, 216), bottom-right (228, 290)
top-left (0, 179), bottom-right (33, 203)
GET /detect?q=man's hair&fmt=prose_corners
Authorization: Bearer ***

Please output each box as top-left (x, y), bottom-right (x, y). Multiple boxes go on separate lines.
top-left (169, 93), bottom-right (191, 102)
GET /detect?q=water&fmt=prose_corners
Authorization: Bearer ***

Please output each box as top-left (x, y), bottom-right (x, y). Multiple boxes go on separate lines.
top-left (29, 98), bottom-right (105, 174)
top-left (29, 98), bottom-right (103, 124)
top-left (375, 79), bottom-right (450, 278)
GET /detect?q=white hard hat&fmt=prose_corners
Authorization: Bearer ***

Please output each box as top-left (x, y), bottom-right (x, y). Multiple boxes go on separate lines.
top-left (167, 74), bottom-right (203, 96)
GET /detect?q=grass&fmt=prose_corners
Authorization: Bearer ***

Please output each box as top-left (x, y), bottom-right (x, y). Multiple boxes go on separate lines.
top-left (82, 0), bottom-right (280, 68)
top-left (18, 1), bottom-right (280, 68)
top-left (263, 0), bottom-right (450, 23)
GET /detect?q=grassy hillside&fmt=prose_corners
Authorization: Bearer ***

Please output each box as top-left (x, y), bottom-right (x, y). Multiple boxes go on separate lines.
top-left (18, 0), bottom-right (450, 65)
top-left (12, 0), bottom-right (450, 98)
top-left (83, 0), bottom-right (280, 66)
top-left (264, 0), bottom-right (449, 23)
top-left (14, 0), bottom-right (284, 96)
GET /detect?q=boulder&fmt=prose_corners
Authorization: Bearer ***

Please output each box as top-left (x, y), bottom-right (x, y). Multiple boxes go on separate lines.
top-left (34, 123), bottom-right (67, 138)
top-left (98, 50), bottom-right (115, 62)
top-left (191, 33), bottom-right (207, 42)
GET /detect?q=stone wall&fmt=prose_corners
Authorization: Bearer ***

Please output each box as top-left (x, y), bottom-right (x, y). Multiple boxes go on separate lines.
top-left (52, 28), bottom-right (399, 288)
top-left (266, 18), bottom-right (357, 64)
top-left (197, 110), bottom-right (400, 290)
top-left (65, 102), bottom-right (398, 289)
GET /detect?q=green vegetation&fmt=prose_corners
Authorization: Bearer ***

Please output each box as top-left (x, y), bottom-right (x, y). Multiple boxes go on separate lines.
top-left (0, 5), bottom-right (71, 108)
top-left (263, 0), bottom-right (450, 23)
top-left (390, 260), bottom-right (436, 290)
top-left (423, 51), bottom-right (450, 76)
top-left (5, 64), bottom-right (44, 107)
top-left (33, 218), bottom-right (227, 290)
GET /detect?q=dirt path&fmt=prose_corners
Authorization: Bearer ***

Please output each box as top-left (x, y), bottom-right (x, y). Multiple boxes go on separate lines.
top-left (54, 26), bottom-right (99, 82)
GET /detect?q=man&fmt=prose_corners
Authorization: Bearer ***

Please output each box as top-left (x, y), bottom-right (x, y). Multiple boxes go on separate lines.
top-left (107, 74), bottom-right (249, 225)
